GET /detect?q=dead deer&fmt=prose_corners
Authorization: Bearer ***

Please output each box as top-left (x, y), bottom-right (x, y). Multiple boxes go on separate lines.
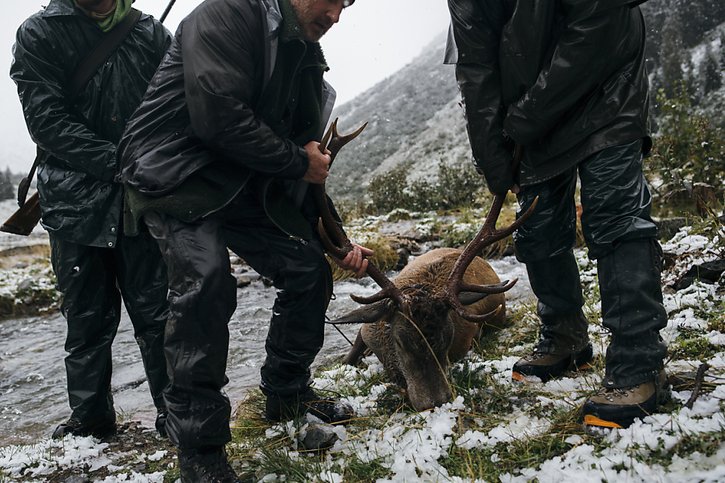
top-left (314, 121), bottom-right (536, 411)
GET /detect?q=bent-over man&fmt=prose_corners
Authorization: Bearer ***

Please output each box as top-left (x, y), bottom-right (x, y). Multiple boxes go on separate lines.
top-left (119, 0), bottom-right (366, 480)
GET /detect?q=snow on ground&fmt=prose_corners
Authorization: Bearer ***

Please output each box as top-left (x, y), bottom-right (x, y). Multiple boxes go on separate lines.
top-left (0, 224), bottom-right (722, 482)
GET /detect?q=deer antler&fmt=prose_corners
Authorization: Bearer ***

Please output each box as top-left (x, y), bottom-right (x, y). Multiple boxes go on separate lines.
top-left (311, 119), bottom-right (410, 314)
top-left (445, 147), bottom-right (538, 323)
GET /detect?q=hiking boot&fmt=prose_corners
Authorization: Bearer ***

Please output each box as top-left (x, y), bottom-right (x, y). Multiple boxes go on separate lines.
top-left (178, 447), bottom-right (240, 483)
top-left (582, 370), bottom-right (670, 429)
top-left (512, 343), bottom-right (593, 383)
top-left (52, 417), bottom-right (117, 440)
top-left (155, 410), bottom-right (168, 438)
top-left (265, 389), bottom-right (355, 424)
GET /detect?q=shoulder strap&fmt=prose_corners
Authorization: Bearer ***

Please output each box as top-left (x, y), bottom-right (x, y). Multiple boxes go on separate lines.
top-left (68, 8), bottom-right (143, 97)
top-left (16, 8), bottom-right (143, 207)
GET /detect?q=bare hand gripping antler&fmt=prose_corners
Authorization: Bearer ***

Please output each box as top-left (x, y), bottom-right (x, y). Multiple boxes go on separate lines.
top-left (445, 146), bottom-right (538, 323)
top-left (311, 118), bottom-right (411, 315)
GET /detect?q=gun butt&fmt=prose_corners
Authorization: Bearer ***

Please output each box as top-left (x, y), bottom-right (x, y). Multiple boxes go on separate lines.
top-left (1, 192), bottom-right (41, 236)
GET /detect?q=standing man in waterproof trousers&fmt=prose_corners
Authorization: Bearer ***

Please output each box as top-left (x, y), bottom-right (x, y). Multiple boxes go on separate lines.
top-left (10, 0), bottom-right (172, 439)
top-left (119, 0), bottom-right (367, 480)
top-left (446, 0), bottom-right (669, 430)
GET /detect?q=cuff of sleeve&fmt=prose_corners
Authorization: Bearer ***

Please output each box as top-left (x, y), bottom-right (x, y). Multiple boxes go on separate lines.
top-left (272, 143), bottom-right (310, 180)
top-left (504, 104), bottom-right (545, 146)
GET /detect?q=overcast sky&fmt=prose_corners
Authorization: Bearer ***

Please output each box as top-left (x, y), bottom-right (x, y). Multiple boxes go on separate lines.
top-left (0, 0), bottom-right (451, 174)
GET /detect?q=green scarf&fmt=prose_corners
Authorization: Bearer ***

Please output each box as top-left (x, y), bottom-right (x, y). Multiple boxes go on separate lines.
top-left (76, 0), bottom-right (134, 32)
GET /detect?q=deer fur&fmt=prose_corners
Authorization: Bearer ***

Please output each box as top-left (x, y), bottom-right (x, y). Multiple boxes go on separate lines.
top-left (338, 247), bottom-right (506, 411)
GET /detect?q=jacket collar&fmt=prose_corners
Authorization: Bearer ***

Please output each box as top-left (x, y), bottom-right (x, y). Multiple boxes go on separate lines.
top-left (42, 0), bottom-right (82, 18)
top-left (277, 0), bottom-right (306, 43)
top-left (262, 0), bottom-right (283, 37)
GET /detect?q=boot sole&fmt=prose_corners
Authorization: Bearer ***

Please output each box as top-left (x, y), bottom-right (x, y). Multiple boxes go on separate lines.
top-left (582, 414), bottom-right (623, 429)
top-left (512, 358), bottom-right (593, 383)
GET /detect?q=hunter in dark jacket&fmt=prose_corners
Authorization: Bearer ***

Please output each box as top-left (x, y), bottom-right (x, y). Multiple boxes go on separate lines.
top-left (118, 1), bottom-right (364, 480)
top-left (10, 0), bottom-right (171, 439)
top-left (446, 0), bottom-right (669, 430)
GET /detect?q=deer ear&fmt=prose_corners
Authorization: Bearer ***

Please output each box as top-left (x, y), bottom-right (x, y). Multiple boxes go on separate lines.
top-left (327, 300), bottom-right (391, 325)
top-left (457, 291), bottom-right (489, 306)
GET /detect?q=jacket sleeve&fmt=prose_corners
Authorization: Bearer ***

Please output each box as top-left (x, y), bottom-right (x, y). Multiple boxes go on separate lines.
top-left (9, 21), bottom-right (118, 183)
top-left (181, 1), bottom-right (308, 179)
top-left (503, 3), bottom-right (636, 145)
top-left (447, 0), bottom-right (514, 195)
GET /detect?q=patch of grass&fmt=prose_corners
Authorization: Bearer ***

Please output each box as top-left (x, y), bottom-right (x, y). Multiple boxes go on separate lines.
top-left (673, 332), bottom-right (720, 360)
top-left (341, 455), bottom-right (390, 482)
top-left (640, 427), bottom-right (725, 468)
top-left (443, 407), bottom-right (584, 481)
top-left (327, 233), bottom-right (399, 281)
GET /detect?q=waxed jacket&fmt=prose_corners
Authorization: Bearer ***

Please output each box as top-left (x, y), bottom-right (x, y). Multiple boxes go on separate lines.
top-left (10, 0), bottom-right (170, 247)
top-left (119, 0), bottom-right (336, 233)
top-left (445, 0), bottom-right (651, 194)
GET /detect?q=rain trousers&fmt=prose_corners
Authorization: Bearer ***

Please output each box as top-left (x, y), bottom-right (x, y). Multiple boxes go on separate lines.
top-left (10, 0), bottom-right (172, 426)
top-left (119, 0), bottom-right (335, 449)
top-left (446, 0), bottom-right (667, 388)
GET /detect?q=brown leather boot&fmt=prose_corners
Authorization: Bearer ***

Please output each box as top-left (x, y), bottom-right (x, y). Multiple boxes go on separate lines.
top-left (582, 370), bottom-right (670, 429)
top-left (512, 300), bottom-right (593, 383)
top-left (512, 343), bottom-right (593, 382)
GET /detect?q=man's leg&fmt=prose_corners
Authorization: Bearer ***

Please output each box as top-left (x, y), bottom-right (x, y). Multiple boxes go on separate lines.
top-left (224, 221), bottom-right (352, 423)
top-left (143, 213), bottom-right (236, 449)
top-left (115, 225), bottom-right (171, 436)
top-left (512, 170), bottom-right (592, 382)
top-left (49, 236), bottom-right (119, 438)
top-left (579, 140), bottom-right (668, 429)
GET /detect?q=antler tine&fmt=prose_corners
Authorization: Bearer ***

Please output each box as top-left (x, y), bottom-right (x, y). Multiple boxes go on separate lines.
top-left (445, 193), bottom-right (539, 323)
top-left (312, 120), bottom-right (410, 315)
top-left (327, 121), bottom-right (368, 162)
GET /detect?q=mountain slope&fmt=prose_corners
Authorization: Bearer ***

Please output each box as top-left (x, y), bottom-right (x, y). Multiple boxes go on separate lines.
top-left (328, 34), bottom-right (460, 199)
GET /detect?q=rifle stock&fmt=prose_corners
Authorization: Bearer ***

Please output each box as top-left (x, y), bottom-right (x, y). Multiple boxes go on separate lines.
top-left (1, 191), bottom-right (41, 236)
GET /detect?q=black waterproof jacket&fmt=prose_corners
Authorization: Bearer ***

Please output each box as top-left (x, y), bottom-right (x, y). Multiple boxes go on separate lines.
top-left (445, 0), bottom-right (651, 194)
top-left (119, 0), bottom-right (336, 231)
top-left (10, 0), bottom-right (170, 247)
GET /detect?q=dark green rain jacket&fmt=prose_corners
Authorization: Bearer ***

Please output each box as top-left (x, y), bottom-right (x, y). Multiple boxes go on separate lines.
top-left (10, 0), bottom-right (171, 247)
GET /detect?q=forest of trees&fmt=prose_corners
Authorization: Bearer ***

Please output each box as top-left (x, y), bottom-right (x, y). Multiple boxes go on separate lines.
top-left (644, 0), bottom-right (725, 116)
top-left (0, 167), bottom-right (15, 201)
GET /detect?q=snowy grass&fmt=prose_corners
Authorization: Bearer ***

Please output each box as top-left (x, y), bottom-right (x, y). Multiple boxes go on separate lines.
top-left (0, 223), bottom-right (722, 482)
top-left (222, 225), bottom-right (724, 482)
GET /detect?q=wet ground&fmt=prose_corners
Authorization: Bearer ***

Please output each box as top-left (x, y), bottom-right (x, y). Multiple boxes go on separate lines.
top-left (0, 246), bottom-right (531, 447)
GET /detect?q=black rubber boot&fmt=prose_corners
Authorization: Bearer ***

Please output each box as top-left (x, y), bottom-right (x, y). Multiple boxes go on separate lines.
top-left (52, 416), bottom-right (117, 440)
top-left (266, 389), bottom-right (355, 424)
top-left (178, 447), bottom-right (240, 483)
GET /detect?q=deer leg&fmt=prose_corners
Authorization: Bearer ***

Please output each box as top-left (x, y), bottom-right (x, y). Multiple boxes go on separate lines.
top-left (343, 330), bottom-right (369, 366)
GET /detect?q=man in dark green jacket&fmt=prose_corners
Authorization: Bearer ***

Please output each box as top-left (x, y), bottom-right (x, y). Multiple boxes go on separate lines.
top-left (10, 0), bottom-right (171, 439)
top-left (446, 0), bottom-right (669, 430)
top-left (119, 0), bottom-right (365, 480)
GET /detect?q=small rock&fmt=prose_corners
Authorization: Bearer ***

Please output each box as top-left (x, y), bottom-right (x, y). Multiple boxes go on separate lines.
top-left (300, 423), bottom-right (339, 451)
top-left (64, 476), bottom-right (90, 483)
top-left (236, 275), bottom-right (252, 288)
top-left (17, 278), bottom-right (34, 292)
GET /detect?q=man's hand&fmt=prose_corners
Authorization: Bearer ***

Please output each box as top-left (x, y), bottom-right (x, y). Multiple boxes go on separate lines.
top-left (302, 140), bottom-right (331, 184)
top-left (331, 243), bottom-right (374, 278)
